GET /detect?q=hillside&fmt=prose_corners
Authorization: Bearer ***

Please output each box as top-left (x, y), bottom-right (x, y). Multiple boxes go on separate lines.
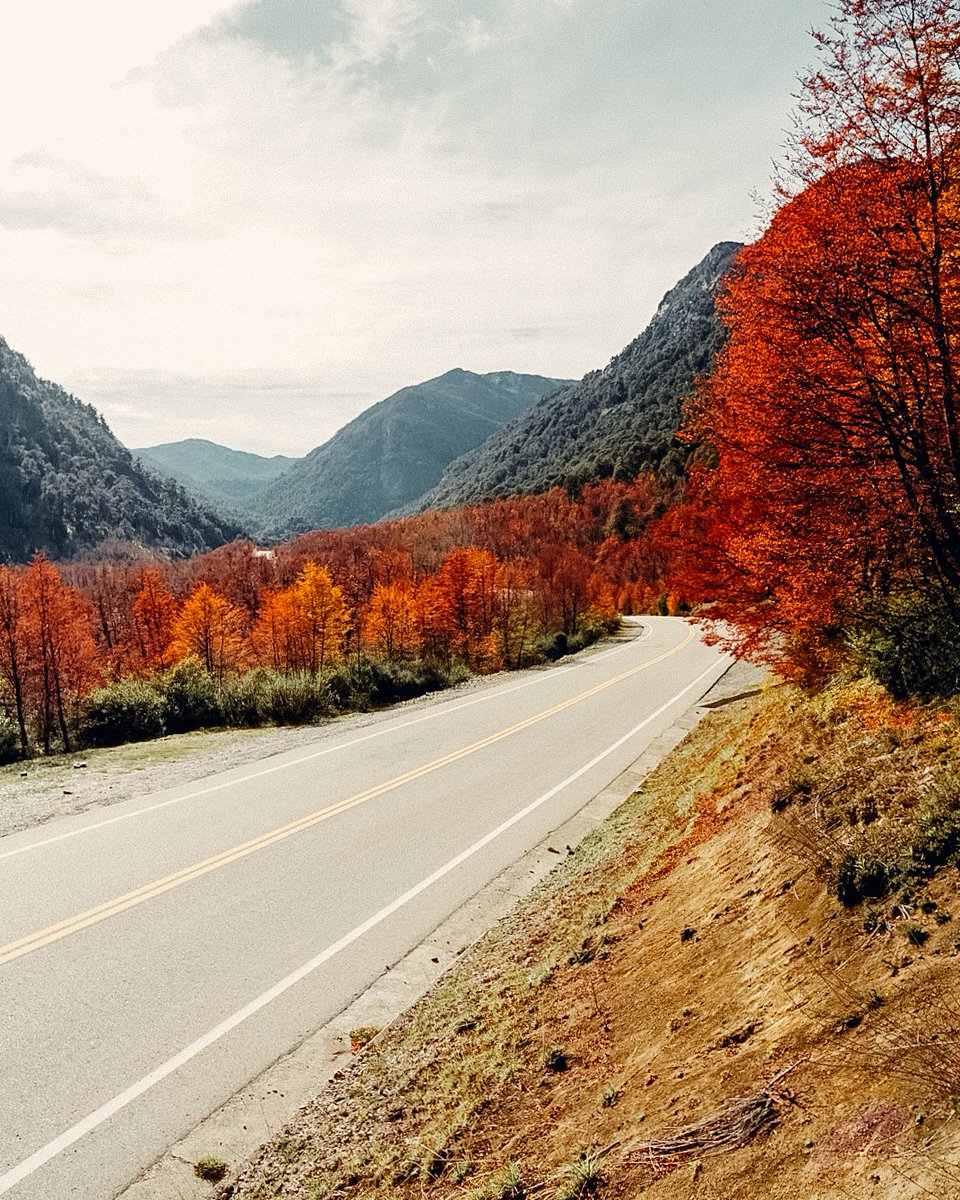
top-left (0, 337), bottom-right (243, 562)
top-left (219, 672), bottom-right (960, 1200)
top-left (406, 242), bottom-right (741, 513)
top-left (134, 439), bottom-right (299, 510)
top-left (253, 369), bottom-right (569, 538)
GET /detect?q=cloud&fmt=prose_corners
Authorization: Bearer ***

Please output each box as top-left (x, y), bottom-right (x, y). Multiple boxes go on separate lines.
top-left (64, 367), bottom-right (377, 457)
top-left (0, 0), bottom-right (835, 455)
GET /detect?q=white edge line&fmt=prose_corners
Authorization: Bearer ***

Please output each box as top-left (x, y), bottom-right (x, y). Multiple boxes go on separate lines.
top-left (0, 650), bottom-right (725, 1197)
top-left (0, 638), bottom-right (643, 864)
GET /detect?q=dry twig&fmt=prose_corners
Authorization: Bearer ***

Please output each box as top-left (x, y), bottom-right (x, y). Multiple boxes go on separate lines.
top-left (623, 1064), bottom-right (799, 1172)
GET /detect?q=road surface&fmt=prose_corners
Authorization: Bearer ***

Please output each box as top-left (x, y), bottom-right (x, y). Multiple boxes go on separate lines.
top-left (0, 616), bottom-right (729, 1199)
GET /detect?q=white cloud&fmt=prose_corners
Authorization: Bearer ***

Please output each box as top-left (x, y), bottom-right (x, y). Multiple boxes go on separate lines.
top-left (335, 0), bottom-right (426, 66)
top-left (0, 0), bottom-right (834, 455)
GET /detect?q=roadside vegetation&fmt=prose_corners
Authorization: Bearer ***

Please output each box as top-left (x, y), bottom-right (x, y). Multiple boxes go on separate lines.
top-left (0, 519), bottom-right (625, 760)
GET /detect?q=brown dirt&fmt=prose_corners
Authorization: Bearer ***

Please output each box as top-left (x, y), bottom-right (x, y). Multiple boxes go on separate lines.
top-left (220, 680), bottom-right (960, 1200)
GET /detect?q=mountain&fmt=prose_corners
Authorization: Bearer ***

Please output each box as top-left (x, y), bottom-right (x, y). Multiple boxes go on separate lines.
top-left (0, 337), bottom-right (243, 562)
top-left (134, 439), bottom-right (299, 510)
top-left (406, 242), bottom-right (742, 513)
top-left (253, 369), bottom-right (569, 537)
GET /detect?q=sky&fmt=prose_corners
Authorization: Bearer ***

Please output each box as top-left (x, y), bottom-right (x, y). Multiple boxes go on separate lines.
top-left (0, 0), bottom-right (833, 456)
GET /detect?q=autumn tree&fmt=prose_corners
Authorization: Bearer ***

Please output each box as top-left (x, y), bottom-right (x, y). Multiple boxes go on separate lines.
top-left (491, 558), bottom-right (535, 668)
top-left (429, 548), bottom-right (501, 666)
top-left (20, 555), bottom-right (100, 752)
top-left (363, 580), bottom-right (418, 660)
top-left (678, 0), bottom-right (960, 669)
top-left (131, 567), bottom-right (180, 671)
top-left (0, 567), bottom-right (29, 754)
top-left (169, 583), bottom-right (249, 682)
top-left (251, 562), bottom-right (350, 674)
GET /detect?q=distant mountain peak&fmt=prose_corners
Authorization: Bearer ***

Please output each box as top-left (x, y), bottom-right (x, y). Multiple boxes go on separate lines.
top-left (252, 369), bottom-right (571, 539)
top-left (405, 242), bottom-right (742, 512)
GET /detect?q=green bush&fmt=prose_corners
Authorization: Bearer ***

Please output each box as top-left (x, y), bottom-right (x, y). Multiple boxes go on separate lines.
top-left (156, 657), bottom-right (224, 733)
top-left (852, 593), bottom-right (960, 700)
top-left (0, 710), bottom-right (23, 762)
top-left (79, 678), bottom-right (167, 747)
top-left (326, 658), bottom-right (376, 711)
top-left (912, 765), bottom-right (960, 872)
top-left (326, 656), bottom-right (470, 710)
top-left (834, 851), bottom-right (892, 907)
top-left (261, 671), bottom-right (334, 725)
top-left (219, 670), bottom-right (271, 728)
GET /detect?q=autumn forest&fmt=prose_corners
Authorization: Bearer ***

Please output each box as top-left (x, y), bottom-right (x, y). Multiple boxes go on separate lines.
top-left (4, 0), bottom-right (960, 756)
top-left (0, 478), bottom-right (679, 758)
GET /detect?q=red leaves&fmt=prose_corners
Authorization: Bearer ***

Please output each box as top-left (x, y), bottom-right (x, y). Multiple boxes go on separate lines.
top-left (664, 0), bottom-right (960, 678)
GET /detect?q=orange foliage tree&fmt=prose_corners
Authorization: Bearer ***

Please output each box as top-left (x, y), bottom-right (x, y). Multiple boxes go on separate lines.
top-left (671, 0), bottom-right (960, 668)
top-left (252, 561), bottom-right (350, 673)
top-left (363, 580), bottom-right (418, 660)
top-left (169, 582), bottom-right (249, 682)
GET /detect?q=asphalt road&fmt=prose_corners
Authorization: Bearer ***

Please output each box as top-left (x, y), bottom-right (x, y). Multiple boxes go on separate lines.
top-left (0, 616), bottom-right (730, 1200)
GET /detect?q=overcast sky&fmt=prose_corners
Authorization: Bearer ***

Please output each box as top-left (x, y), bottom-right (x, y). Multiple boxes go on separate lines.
top-left (0, 0), bottom-right (831, 456)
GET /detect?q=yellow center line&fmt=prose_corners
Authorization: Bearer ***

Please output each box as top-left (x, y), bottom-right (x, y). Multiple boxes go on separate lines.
top-left (0, 628), bottom-right (695, 968)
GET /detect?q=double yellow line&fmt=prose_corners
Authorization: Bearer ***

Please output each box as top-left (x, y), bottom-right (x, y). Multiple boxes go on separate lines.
top-left (0, 629), bottom-right (693, 968)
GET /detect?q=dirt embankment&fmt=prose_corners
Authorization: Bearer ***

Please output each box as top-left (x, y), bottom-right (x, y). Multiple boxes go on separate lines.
top-left (219, 677), bottom-right (960, 1200)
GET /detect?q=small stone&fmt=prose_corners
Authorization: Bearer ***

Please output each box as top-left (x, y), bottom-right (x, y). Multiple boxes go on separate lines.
top-left (72, 762), bottom-right (87, 769)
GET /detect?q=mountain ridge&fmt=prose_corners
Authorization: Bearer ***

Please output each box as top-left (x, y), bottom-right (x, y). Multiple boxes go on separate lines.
top-left (402, 242), bottom-right (742, 513)
top-left (0, 338), bottom-right (243, 562)
top-left (133, 438), bottom-right (299, 510)
top-left (252, 368), bottom-right (570, 538)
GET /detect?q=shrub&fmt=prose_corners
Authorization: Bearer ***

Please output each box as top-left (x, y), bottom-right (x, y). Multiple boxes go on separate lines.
top-left (326, 658), bottom-right (377, 711)
top-left (193, 1155), bottom-right (228, 1182)
top-left (0, 710), bottom-right (23, 762)
top-left (219, 670), bottom-right (271, 728)
top-left (79, 679), bottom-right (166, 747)
top-left (834, 852), bottom-right (892, 908)
top-left (352, 657), bottom-right (470, 707)
top-left (261, 672), bottom-right (333, 725)
top-left (852, 593), bottom-right (960, 700)
top-left (325, 656), bottom-right (469, 712)
top-left (156, 657), bottom-right (224, 733)
top-left (912, 765), bottom-right (960, 872)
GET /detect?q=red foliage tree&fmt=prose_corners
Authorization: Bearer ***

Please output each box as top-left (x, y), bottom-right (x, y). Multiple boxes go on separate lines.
top-left (131, 567), bottom-right (180, 671)
top-left (672, 0), bottom-right (960, 669)
top-left (20, 555), bottom-right (100, 752)
top-left (0, 566), bottom-right (29, 754)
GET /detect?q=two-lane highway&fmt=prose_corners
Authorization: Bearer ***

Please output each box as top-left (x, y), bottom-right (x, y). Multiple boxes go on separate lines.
top-left (0, 616), bottom-right (730, 1199)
